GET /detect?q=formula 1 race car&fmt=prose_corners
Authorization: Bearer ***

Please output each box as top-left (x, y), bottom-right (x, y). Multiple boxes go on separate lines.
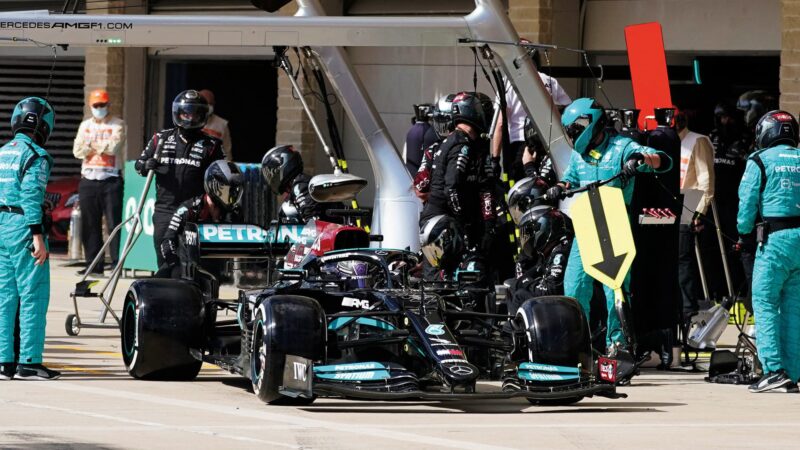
top-left (120, 213), bottom-right (625, 406)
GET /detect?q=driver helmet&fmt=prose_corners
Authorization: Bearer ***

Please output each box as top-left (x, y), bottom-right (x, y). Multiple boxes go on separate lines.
top-left (451, 91), bottom-right (494, 134)
top-left (754, 110), bottom-right (799, 150)
top-left (172, 90), bottom-right (210, 130)
top-left (204, 160), bottom-right (244, 210)
top-left (261, 145), bottom-right (303, 194)
top-left (518, 206), bottom-right (569, 258)
top-left (432, 94), bottom-right (456, 139)
top-left (561, 97), bottom-right (607, 154)
top-left (507, 176), bottom-right (550, 224)
top-left (11, 97), bottom-right (55, 146)
top-left (334, 260), bottom-right (379, 289)
top-left (419, 215), bottom-right (465, 271)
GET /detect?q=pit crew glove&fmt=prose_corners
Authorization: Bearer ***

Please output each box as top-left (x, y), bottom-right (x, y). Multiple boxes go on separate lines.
top-left (622, 153), bottom-right (645, 179)
top-left (144, 157), bottom-right (159, 171)
top-left (545, 184), bottom-right (565, 201)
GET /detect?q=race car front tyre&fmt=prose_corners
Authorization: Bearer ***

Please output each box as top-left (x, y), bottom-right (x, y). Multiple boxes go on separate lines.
top-left (121, 279), bottom-right (205, 380)
top-left (251, 295), bottom-right (326, 405)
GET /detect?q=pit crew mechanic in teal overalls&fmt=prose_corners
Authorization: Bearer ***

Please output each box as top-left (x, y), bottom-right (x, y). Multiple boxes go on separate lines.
top-left (0, 97), bottom-right (59, 381)
top-left (546, 98), bottom-right (671, 354)
top-left (737, 110), bottom-right (800, 394)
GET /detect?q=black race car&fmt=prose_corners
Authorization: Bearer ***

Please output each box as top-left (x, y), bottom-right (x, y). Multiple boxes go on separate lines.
top-left (121, 219), bottom-right (625, 405)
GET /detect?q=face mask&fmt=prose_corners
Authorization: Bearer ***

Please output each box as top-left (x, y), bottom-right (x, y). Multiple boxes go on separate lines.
top-left (208, 105), bottom-right (214, 116)
top-left (91, 106), bottom-right (108, 120)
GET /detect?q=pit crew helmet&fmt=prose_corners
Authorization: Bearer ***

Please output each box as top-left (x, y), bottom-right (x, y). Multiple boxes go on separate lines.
top-left (518, 206), bottom-right (569, 258)
top-left (261, 145), bottom-right (303, 194)
top-left (561, 97), bottom-right (607, 154)
top-left (451, 91), bottom-right (494, 134)
top-left (432, 94), bottom-right (456, 139)
top-left (11, 97), bottom-right (55, 146)
top-left (754, 110), bottom-right (800, 150)
top-left (419, 215), bottom-right (465, 271)
top-left (172, 90), bottom-right (210, 130)
top-left (204, 160), bottom-right (244, 210)
top-left (507, 177), bottom-right (549, 224)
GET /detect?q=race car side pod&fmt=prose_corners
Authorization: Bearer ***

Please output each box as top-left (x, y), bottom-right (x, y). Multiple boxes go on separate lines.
top-left (66, 139), bottom-right (164, 336)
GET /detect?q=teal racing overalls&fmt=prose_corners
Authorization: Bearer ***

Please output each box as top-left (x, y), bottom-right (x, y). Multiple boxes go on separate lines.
top-left (0, 133), bottom-right (53, 364)
top-left (562, 133), bottom-right (670, 348)
top-left (737, 143), bottom-right (800, 380)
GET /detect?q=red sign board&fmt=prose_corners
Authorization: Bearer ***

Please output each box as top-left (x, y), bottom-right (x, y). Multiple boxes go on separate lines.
top-left (625, 22), bottom-right (672, 131)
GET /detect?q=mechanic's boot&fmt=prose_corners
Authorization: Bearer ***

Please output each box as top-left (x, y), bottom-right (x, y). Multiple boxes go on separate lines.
top-left (0, 363), bottom-right (14, 380)
top-left (15, 364), bottom-right (61, 381)
top-left (748, 370), bottom-right (798, 393)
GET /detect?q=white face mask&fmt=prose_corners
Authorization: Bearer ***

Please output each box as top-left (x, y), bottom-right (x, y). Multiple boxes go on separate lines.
top-left (91, 106), bottom-right (108, 120)
top-left (208, 105), bottom-right (214, 116)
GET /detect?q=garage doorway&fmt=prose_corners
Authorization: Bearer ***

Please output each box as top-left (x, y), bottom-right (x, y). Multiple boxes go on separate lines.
top-left (160, 60), bottom-right (278, 163)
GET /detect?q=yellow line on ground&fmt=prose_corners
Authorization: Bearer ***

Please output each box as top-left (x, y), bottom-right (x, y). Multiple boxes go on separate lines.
top-left (46, 345), bottom-right (121, 357)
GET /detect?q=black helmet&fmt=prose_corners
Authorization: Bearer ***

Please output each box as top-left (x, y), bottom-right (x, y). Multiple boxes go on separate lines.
top-left (451, 91), bottom-right (494, 134)
top-left (261, 145), bottom-right (303, 194)
top-left (419, 215), bottom-right (465, 271)
top-left (204, 160), bottom-right (244, 210)
top-left (413, 103), bottom-right (433, 123)
top-left (754, 110), bottom-right (799, 150)
top-left (507, 176), bottom-right (549, 224)
top-left (432, 94), bottom-right (456, 139)
top-left (518, 206), bottom-right (568, 258)
top-left (737, 90), bottom-right (778, 129)
top-left (172, 90), bottom-right (210, 130)
top-left (11, 97), bottom-right (55, 146)
top-left (523, 117), bottom-right (544, 150)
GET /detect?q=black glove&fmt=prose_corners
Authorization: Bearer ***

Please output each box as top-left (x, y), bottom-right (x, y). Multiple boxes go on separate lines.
top-left (160, 239), bottom-right (179, 266)
top-left (144, 157), bottom-right (160, 172)
top-left (545, 184), bottom-right (565, 201)
top-left (622, 153), bottom-right (645, 179)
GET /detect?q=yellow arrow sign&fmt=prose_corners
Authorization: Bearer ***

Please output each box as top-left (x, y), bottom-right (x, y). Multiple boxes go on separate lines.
top-left (569, 185), bottom-right (636, 290)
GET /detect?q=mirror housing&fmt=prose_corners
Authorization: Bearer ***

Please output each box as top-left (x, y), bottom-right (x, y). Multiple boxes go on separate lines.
top-left (308, 173), bottom-right (368, 203)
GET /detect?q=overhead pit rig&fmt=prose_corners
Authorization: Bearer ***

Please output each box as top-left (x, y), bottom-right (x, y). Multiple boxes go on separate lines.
top-left (0, 0), bottom-right (570, 251)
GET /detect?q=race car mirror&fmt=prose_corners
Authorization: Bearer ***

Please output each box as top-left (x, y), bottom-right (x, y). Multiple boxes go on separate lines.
top-left (308, 173), bottom-right (368, 203)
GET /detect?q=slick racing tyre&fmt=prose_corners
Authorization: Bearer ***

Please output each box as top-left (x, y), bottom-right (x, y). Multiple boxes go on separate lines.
top-left (251, 295), bottom-right (325, 405)
top-left (121, 279), bottom-right (205, 380)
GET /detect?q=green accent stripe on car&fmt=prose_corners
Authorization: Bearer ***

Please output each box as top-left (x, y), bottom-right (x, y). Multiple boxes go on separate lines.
top-left (519, 362), bottom-right (580, 374)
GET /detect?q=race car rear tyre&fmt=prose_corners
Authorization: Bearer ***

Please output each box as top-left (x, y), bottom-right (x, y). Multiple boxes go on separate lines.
top-left (251, 295), bottom-right (326, 405)
top-left (121, 279), bottom-right (205, 380)
top-left (527, 396), bottom-right (584, 406)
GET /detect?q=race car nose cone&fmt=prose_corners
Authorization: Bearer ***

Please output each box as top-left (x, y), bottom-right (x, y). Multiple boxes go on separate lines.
top-left (440, 362), bottom-right (479, 386)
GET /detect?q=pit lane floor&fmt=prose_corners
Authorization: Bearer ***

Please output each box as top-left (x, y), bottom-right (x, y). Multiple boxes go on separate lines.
top-left (1, 259), bottom-right (798, 450)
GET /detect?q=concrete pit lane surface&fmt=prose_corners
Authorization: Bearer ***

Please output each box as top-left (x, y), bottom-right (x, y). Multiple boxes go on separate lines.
top-left (1, 259), bottom-right (798, 450)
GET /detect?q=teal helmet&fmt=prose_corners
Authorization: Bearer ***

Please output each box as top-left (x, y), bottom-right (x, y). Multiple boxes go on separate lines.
top-left (11, 97), bottom-right (55, 145)
top-left (561, 97), bottom-right (606, 154)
